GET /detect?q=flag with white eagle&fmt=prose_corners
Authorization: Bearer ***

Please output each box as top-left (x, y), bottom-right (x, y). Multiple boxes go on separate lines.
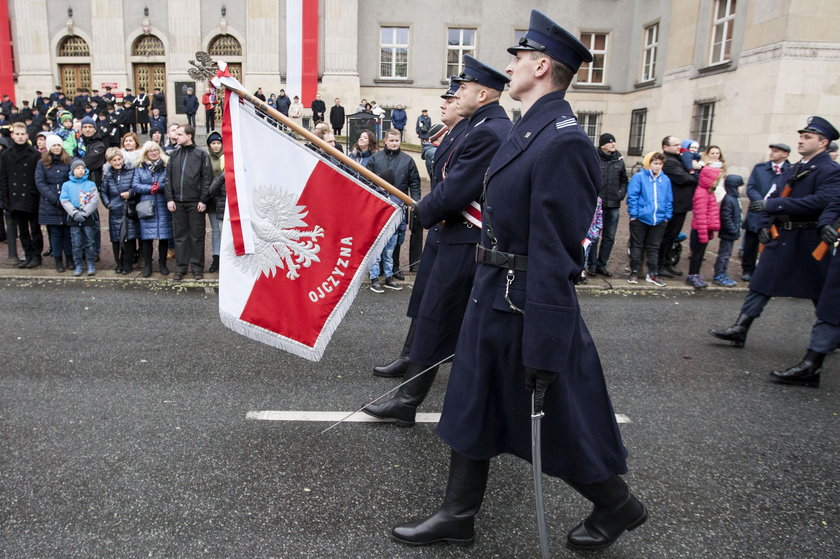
top-left (217, 84), bottom-right (402, 361)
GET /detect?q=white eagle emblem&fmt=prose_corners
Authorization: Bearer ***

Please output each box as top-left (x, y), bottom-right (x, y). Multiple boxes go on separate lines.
top-left (231, 187), bottom-right (325, 280)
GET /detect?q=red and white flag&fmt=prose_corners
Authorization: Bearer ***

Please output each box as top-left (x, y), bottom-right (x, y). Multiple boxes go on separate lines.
top-left (217, 85), bottom-right (401, 361)
top-left (285, 0), bottom-right (319, 104)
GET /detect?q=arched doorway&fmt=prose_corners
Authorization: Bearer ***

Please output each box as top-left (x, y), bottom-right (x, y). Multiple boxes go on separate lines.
top-left (131, 35), bottom-right (166, 93)
top-left (57, 35), bottom-right (91, 92)
top-left (208, 34), bottom-right (243, 121)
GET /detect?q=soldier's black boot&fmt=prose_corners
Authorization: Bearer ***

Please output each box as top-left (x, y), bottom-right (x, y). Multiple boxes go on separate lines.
top-left (363, 361), bottom-right (438, 427)
top-left (566, 476), bottom-right (647, 550)
top-left (373, 319), bottom-right (417, 378)
top-left (770, 349), bottom-right (824, 388)
top-left (708, 313), bottom-right (755, 347)
top-left (391, 450), bottom-right (489, 546)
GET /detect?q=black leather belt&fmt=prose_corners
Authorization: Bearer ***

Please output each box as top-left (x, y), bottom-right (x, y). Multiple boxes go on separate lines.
top-left (780, 221), bottom-right (818, 230)
top-left (475, 245), bottom-right (528, 271)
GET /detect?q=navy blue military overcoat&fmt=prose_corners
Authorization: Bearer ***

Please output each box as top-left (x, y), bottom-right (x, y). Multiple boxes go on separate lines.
top-left (816, 193), bottom-right (840, 325)
top-left (407, 117), bottom-right (469, 319)
top-left (437, 91), bottom-right (627, 483)
top-left (407, 102), bottom-right (511, 365)
top-left (744, 160), bottom-right (791, 232)
top-left (751, 151), bottom-right (840, 300)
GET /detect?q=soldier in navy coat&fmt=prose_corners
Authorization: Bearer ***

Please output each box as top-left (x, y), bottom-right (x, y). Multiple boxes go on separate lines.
top-left (390, 11), bottom-right (646, 552)
top-left (371, 77), bottom-right (467, 379)
top-left (710, 116), bottom-right (840, 348)
top-left (770, 194), bottom-right (840, 388)
top-left (364, 59), bottom-right (511, 427)
top-left (742, 143), bottom-right (791, 280)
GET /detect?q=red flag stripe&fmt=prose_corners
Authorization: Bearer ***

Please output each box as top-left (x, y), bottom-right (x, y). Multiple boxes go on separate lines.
top-left (301, 0), bottom-right (319, 104)
top-left (221, 90), bottom-right (246, 255)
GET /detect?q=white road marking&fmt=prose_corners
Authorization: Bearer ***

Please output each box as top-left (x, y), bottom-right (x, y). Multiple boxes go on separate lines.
top-left (246, 411), bottom-right (632, 424)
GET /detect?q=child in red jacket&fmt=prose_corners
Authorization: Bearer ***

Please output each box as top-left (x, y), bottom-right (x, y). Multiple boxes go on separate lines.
top-left (687, 145), bottom-right (726, 288)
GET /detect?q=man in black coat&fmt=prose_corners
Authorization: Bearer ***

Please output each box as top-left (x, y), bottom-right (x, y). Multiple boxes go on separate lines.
top-left (389, 11), bottom-right (645, 552)
top-left (741, 143), bottom-right (791, 280)
top-left (364, 61), bottom-right (510, 426)
top-left (590, 132), bottom-right (628, 276)
top-left (152, 87), bottom-right (167, 117)
top-left (135, 87), bottom-right (150, 134)
top-left (658, 135), bottom-right (697, 276)
top-left (328, 98), bottom-right (345, 136)
top-left (0, 123), bottom-right (43, 268)
top-left (310, 93), bottom-right (326, 125)
top-left (275, 89), bottom-right (291, 117)
top-left (182, 88), bottom-right (199, 128)
top-left (122, 88), bottom-right (137, 134)
top-left (711, 116), bottom-right (840, 349)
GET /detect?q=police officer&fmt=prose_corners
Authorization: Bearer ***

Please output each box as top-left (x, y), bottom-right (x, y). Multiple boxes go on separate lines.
top-left (390, 11), bottom-right (645, 551)
top-left (710, 116), bottom-right (840, 347)
top-left (364, 58), bottom-right (512, 426)
top-left (371, 76), bottom-right (468, 379)
top-left (770, 160), bottom-right (840, 387)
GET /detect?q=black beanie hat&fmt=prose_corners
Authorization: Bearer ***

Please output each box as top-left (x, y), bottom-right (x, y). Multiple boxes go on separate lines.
top-left (599, 133), bottom-right (616, 147)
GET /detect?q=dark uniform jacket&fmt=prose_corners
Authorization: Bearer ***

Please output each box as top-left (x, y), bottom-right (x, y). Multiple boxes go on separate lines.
top-left (751, 150), bottom-right (840, 300)
top-left (436, 90), bottom-right (627, 483)
top-left (663, 151), bottom-right (698, 214)
top-left (165, 144), bottom-right (213, 203)
top-left (744, 160), bottom-right (791, 232)
top-left (152, 92), bottom-right (167, 116)
top-left (597, 149), bottom-right (628, 208)
top-left (406, 107), bottom-right (510, 366)
top-left (329, 105), bottom-right (345, 131)
top-left (816, 193), bottom-right (840, 324)
top-left (408, 118), bottom-right (469, 320)
top-left (0, 142), bottom-right (41, 214)
top-left (135, 94), bottom-right (150, 125)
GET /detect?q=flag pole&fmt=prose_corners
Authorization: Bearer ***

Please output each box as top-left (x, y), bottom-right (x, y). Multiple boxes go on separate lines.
top-left (220, 84), bottom-right (416, 208)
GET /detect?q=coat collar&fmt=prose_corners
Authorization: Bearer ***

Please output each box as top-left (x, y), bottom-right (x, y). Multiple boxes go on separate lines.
top-left (485, 90), bottom-right (571, 181)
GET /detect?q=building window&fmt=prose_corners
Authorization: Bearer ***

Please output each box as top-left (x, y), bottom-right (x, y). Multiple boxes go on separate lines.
top-left (132, 35), bottom-right (165, 57)
top-left (691, 101), bottom-right (715, 149)
top-left (577, 112), bottom-right (601, 144)
top-left (628, 109), bottom-right (647, 156)
top-left (446, 28), bottom-right (476, 78)
top-left (641, 24), bottom-right (658, 82)
top-left (514, 29), bottom-right (527, 44)
top-left (380, 27), bottom-right (409, 79)
top-left (58, 35), bottom-right (90, 57)
top-left (710, 0), bottom-right (736, 65)
top-left (577, 33), bottom-right (607, 84)
top-left (209, 35), bottom-right (242, 57)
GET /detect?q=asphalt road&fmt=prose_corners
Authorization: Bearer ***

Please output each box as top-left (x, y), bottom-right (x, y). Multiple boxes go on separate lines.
top-left (1, 279), bottom-right (838, 558)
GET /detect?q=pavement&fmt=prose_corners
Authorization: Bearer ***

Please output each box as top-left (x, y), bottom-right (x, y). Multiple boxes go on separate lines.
top-left (1, 279), bottom-right (837, 558)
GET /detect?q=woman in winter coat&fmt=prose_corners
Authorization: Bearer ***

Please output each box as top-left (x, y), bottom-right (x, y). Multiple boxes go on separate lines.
top-left (687, 145), bottom-right (725, 288)
top-left (349, 129), bottom-right (378, 167)
top-left (100, 147), bottom-right (139, 274)
top-left (34, 134), bottom-right (73, 272)
top-left (131, 140), bottom-right (172, 277)
top-left (204, 131), bottom-right (224, 273)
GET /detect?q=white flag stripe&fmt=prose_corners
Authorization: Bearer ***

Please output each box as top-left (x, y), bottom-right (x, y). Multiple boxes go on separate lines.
top-left (286, 0), bottom-right (303, 98)
top-left (245, 410), bottom-right (632, 424)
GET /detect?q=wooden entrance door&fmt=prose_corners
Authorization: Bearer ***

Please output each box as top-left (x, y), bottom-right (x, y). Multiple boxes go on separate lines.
top-left (133, 64), bottom-right (166, 93)
top-left (60, 64), bottom-right (91, 92)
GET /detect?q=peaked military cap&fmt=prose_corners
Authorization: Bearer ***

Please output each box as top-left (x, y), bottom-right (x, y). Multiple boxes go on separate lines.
top-left (453, 55), bottom-right (509, 92)
top-left (798, 116), bottom-right (839, 142)
top-left (508, 10), bottom-right (593, 73)
top-left (441, 76), bottom-right (460, 99)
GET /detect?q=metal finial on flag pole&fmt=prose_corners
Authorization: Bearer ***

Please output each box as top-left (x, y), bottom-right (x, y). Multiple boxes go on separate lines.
top-left (187, 52), bottom-right (415, 208)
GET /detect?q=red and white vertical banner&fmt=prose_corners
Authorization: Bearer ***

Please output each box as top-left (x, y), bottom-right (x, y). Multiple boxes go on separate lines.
top-left (286, 0), bottom-right (319, 105)
top-left (218, 88), bottom-right (402, 362)
top-left (0, 0), bottom-right (15, 103)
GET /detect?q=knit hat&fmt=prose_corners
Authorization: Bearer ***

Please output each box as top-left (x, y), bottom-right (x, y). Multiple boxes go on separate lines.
top-left (45, 134), bottom-right (63, 150)
top-left (428, 124), bottom-right (447, 143)
top-left (81, 116), bottom-right (97, 128)
top-left (206, 130), bottom-right (222, 146)
top-left (599, 133), bottom-right (616, 147)
top-left (70, 159), bottom-right (87, 174)
top-left (58, 111), bottom-right (73, 124)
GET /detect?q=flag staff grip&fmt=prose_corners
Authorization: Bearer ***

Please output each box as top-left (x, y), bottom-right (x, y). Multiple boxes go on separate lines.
top-left (222, 85), bottom-right (416, 207)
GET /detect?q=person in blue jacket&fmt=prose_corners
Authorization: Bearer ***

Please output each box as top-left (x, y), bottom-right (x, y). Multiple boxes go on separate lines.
top-left (389, 10), bottom-right (646, 552)
top-left (390, 104), bottom-right (407, 141)
top-left (626, 152), bottom-right (673, 285)
top-left (713, 174), bottom-right (744, 287)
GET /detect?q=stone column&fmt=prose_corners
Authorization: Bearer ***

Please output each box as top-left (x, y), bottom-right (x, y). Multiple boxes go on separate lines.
top-left (321, 0), bottom-right (360, 110)
top-left (168, 0), bottom-right (202, 126)
top-left (245, 0), bottom-right (281, 90)
top-left (11, 0), bottom-right (51, 99)
top-left (90, 0), bottom-right (128, 90)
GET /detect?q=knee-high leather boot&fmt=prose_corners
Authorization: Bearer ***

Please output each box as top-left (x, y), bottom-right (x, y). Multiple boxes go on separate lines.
top-left (566, 476), bottom-right (647, 550)
top-left (373, 319), bottom-right (416, 378)
top-left (708, 313), bottom-right (754, 347)
top-left (112, 242), bottom-right (122, 272)
top-left (770, 349), bottom-right (825, 387)
top-left (363, 360), bottom-right (438, 427)
top-left (141, 240), bottom-right (153, 277)
top-left (391, 450), bottom-right (489, 546)
top-left (122, 241), bottom-right (134, 274)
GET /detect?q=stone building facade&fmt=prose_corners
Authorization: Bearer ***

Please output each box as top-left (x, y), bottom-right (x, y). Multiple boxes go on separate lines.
top-left (7, 0), bottom-right (840, 174)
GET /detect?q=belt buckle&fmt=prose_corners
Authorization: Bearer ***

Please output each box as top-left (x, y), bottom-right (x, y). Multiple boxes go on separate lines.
top-left (782, 222), bottom-right (792, 231)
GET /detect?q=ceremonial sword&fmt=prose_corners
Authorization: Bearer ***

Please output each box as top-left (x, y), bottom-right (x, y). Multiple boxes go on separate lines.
top-left (532, 391), bottom-right (550, 559)
top-left (320, 353), bottom-right (455, 434)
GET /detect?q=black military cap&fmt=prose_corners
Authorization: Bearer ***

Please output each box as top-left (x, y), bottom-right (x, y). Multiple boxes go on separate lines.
top-left (508, 10), bottom-right (593, 73)
top-left (453, 55), bottom-right (509, 92)
top-left (441, 76), bottom-right (460, 99)
top-left (798, 116), bottom-right (839, 142)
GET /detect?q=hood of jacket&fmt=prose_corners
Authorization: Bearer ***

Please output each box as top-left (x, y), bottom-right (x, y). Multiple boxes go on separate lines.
top-left (724, 174), bottom-right (743, 197)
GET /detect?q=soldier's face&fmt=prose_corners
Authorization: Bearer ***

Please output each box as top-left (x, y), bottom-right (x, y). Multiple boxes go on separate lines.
top-left (798, 133), bottom-right (826, 159)
top-left (11, 129), bottom-right (28, 145)
top-left (454, 82), bottom-right (481, 118)
top-left (505, 51), bottom-right (538, 101)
